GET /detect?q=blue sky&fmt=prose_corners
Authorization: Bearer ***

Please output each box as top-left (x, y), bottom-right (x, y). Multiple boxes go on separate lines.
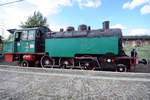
top-left (0, 0), bottom-right (150, 38)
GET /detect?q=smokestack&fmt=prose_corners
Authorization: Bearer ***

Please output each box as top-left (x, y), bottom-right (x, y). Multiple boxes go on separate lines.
top-left (60, 28), bottom-right (64, 32)
top-left (103, 21), bottom-right (109, 30)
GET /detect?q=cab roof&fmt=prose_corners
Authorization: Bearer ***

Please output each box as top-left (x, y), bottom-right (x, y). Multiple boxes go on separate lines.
top-left (7, 26), bottom-right (51, 34)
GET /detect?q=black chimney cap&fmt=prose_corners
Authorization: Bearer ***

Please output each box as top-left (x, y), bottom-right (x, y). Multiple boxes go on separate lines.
top-left (103, 21), bottom-right (109, 30)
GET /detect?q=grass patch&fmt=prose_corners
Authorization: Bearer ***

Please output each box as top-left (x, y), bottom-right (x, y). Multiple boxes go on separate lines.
top-left (123, 46), bottom-right (150, 62)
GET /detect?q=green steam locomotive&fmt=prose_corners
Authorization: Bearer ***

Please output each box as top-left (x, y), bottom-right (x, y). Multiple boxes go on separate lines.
top-left (2, 21), bottom-right (138, 72)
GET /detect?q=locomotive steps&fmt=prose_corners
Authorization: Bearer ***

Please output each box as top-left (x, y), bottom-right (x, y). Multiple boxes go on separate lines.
top-left (0, 65), bottom-right (150, 100)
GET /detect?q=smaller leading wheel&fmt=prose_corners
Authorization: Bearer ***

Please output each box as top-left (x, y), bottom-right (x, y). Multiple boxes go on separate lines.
top-left (116, 64), bottom-right (127, 72)
top-left (21, 60), bottom-right (29, 67)
top-left (40, 55), bottom-right (54, 68)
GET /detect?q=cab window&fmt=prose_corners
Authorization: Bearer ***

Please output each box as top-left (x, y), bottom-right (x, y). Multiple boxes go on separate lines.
top-left (21, 31), bottom-right (28, 41)
top-left (9, 34), bottom-right (14, 42)
top-left (15, 32), bottom-right (21, 41)
top-left (28, 30), bottom-right (35, 40)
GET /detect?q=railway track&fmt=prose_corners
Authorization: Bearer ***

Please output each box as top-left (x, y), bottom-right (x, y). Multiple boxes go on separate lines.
top-left (0, 65), bottom-right (150, 79)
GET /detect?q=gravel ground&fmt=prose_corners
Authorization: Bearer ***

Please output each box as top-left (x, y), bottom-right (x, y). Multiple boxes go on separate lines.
top-left (135, 64), bottom-right (150, 73)
top-left (0, 56), bottom-right (150, 100)
top-left (0, 65), bottom-right (150, 100)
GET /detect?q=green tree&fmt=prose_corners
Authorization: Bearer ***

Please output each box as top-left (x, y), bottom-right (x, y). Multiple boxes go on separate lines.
top-left (0, 36), bottom-right (2, 53)
top-left (20, 11), bottom-right (48, 28)
top-left (0, 36), bottom-right (2, 43)
top-left (6, 34), bottom-right (11, 42)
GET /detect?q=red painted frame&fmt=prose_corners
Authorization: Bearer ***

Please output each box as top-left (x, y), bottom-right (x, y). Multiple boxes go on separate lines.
top-left (4, 53), bottom-right (46, 62)
top-left (4, 53), bottom-right (13, 62)
top-left (117, 57), bottom-right (138, 72)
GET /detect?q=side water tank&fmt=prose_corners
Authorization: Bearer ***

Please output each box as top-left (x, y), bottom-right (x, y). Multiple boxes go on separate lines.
top-left (66, 26), bottom-right (75, 32)
top-left (78, 24), bottom-right (87, 31)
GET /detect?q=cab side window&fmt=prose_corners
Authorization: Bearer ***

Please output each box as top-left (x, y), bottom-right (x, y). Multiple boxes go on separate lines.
top-left (9, 34), bottom-right (14, 42)
top-left (28, 30), bottom-right (35, 40)
top-left (21, 31), bottom-right (28, 41)
top-left (15, 32), bottom-right (21, 41)
top-left (36, 30), bottom-right (41, 38)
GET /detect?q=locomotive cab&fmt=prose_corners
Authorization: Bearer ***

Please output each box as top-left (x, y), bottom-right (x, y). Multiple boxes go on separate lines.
top-left (3, 26), bottom-right (50, 64)
top-left (14, 29), bottom-right (36, 53)
top-left (6, 26), bottom-right (50, 53)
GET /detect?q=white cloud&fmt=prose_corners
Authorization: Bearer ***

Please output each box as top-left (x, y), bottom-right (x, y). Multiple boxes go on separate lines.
top-left (0, 0), bottom-right (17, 3)
top-left (111, 24), bottom-right (126, 30)
top-left (130, 29), bottom-right (150, 35)
top-left (123, 0), bottom-right (149, 9)
top-left (49, 21), bottom-right (68, 31)
top-left (77, 0), bottom-right (101, 8)
top-left (0, 0), bottom-right (73, 38)
top-left (85, 0), bottom-right (101, 7)
top-left (0, 5), bottom-right (34, 38)
top-left (123, 2), bottom-right (130, 9)
top-left (111, 24), bottom-right (150, 36)
top-left (0, 0), bottom-right (102, 39)
top-left (141, 4), bottom-right (150, 14)
top-left (26, 0), bottom-right (72, 16)
top-left (0, 0), bottom-right (72, 16)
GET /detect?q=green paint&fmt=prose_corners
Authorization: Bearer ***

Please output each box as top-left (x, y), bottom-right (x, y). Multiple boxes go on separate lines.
top-left (45, 37), bottom-right (119, 57)
top-left (3, 42), bottom-right (14, 53)
top-left (3, 41), bottom-right (35, 53)
top-left (16, 41), bottom-right (35, 53)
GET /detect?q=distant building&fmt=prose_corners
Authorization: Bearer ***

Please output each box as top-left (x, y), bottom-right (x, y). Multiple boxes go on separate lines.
top-left (122, 36), bottom-right (150, 47)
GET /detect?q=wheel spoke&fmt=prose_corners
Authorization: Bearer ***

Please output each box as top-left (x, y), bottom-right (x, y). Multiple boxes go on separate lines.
top-left (41, 55), bottom-right (54, 68)
top-left (59, 58), bottom-right (74, 69)
top-left (80, 59), bottom-right (97, 70)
